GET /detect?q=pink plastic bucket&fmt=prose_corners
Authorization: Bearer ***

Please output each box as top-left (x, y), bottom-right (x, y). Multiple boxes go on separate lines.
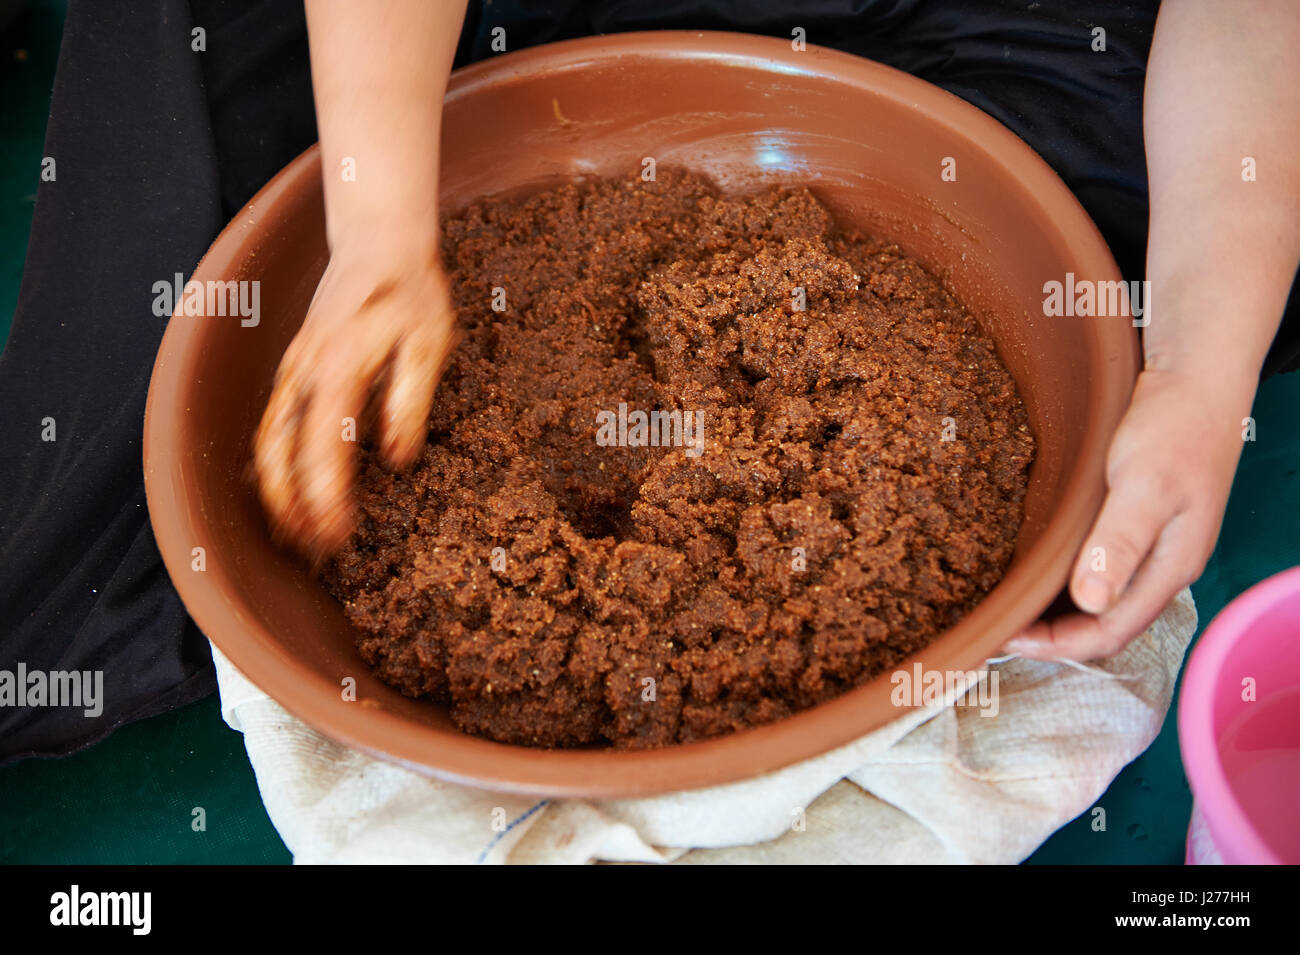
top-left (1179, 565), bottom-right (1300, 864)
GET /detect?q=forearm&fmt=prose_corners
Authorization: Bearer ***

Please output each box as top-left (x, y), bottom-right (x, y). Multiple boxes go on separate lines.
top-left (305, 0), bottom-right (468, 255)
top-left (1143, 0), bottom-right (1300, 390)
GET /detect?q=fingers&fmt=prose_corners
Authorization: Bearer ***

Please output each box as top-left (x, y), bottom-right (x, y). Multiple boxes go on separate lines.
top-left (1001, 452), bottom-right (1182, 662)
top-left (253, 260), bottom-right (455, 558)
top-left (296, 343), bottom-right (381, 556)
top-left (1006, 510), bottom-right (1205, 661)
top-left (998, 368), bottom-right (1240, 663)
top-left (1068, 464), bottom-right (1178, 615)
top-left (379, 317), bottom-right (454, 469)
top-left (253, 364), bottom-right (310, 545)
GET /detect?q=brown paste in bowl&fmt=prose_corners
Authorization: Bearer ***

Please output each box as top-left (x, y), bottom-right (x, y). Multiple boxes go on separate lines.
top-left (320, 170), bottom-right (1035, 748)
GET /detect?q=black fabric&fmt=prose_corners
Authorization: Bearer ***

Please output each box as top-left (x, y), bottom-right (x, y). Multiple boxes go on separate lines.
top-left (2, 0), bottom-right (1296, 762)
top-left (0, 0), bottom-right (316, 762)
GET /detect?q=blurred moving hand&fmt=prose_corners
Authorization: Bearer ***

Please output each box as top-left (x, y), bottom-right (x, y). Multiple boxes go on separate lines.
top-left (252, 0), bottom-right (467, 556)
top-left (254, 241), bottom-right (455, 556)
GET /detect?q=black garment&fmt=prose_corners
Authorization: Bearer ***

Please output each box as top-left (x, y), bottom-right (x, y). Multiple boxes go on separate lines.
top-left (1, 0), bottom-right (1295, 762)
top-left (0, 0), bottom-right (317, 762)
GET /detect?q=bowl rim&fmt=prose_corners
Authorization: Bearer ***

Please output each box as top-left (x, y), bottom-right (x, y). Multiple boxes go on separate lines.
top-left (144, 29), bottom-right (1140, 797)
top-left (1177, 564), bottom-right (1300, 864)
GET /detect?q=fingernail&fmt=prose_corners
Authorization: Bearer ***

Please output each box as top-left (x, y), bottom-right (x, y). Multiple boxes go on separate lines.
top-left (1002, 638), bottom-right (1038, 656)
top-left (1076, 574), bottom-right (1111, 615)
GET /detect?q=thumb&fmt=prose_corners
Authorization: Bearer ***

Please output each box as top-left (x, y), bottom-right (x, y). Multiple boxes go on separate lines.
top-left (1069, 469), bottom-right (1175, 614)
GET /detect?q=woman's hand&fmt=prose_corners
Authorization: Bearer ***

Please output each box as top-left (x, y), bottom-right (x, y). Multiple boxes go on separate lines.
top-left (253, 239), bottom-right (455, 557)
top-left (253, 0), bottom-right (467, 557)
top-left (1003, 366), bottom-right (1249, 661)
top-left (1006, 1), bottom-right (1300, 661)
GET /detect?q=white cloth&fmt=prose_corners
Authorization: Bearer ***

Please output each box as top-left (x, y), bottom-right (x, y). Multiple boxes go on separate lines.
top-left (211, 588), bottom-right (1197, 864)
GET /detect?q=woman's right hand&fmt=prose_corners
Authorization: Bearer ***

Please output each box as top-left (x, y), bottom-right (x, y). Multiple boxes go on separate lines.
top-left (253, 236), bottom-right (456, 558)
top-left (261, 0), bottom-right (467, 556)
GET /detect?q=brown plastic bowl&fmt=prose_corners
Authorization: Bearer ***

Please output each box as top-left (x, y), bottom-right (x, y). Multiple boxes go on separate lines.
top-left (144, 32), bottom-right (1139, 797)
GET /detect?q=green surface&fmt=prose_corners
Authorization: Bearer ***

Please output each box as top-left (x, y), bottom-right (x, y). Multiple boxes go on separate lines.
top-left (1, 3), bottom-right (1296, 864)
top-left (0, 696), bottom-right (290, 864)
